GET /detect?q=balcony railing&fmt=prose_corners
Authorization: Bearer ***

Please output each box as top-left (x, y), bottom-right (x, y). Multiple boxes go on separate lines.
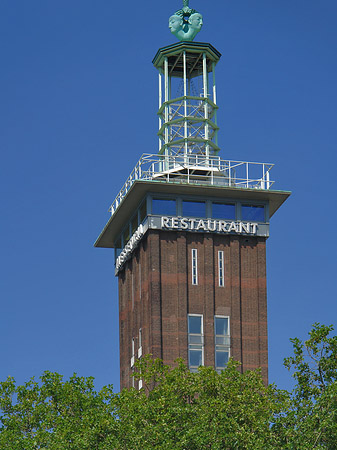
top-left (109, 153), bottom-right (274, 215)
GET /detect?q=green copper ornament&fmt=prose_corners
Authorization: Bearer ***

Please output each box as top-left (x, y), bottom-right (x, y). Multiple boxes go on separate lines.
top-left (169, 0), bottom-right (203, 42)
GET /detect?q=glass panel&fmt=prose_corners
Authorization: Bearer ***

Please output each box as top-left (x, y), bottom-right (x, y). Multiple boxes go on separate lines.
top-left (131, 214), bottom-right (138, 234)
top-left (123, 226), bottom-right (130, 245)
top-left (241, 205), bottom-right (265, 222)
top-left (188, 315), bottom-right (202, 334)
top-left (183, 201), bottom-right (206, 217)
top-left (215, 317), bottom-right (229, 336)
top-left (139, 201), bottom-right (147, 223)
top-left (189, 349), bottom-right (202, 367)
top-left (152, 199), bottom-right (176, 216)
top-left (212, 203), bottom-right (235, 219)
top-left (216, 336), bottom-right (230, 346)
top-left (189, 334), bottom-right (203, 344)
top-left (216, 350), bottom-right (229, 368)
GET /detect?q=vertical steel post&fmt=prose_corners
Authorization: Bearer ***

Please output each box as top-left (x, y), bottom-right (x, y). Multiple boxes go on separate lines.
top-left (266, 169), bottom-right (270, 190)
top-left (183, 51), bottom-right (188, 159)
top-left (158, 72), bottom-right (162, 154)
top-left (203, 53), bottom-right (209, 159)
top-left (164, 57), bottom-right (169, 157)
top-left (212, 62), bottom-right (218, 148)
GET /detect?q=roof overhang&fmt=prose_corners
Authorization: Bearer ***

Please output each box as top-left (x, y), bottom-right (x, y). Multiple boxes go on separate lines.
top-left (94, 180), bottom-right (291, 248)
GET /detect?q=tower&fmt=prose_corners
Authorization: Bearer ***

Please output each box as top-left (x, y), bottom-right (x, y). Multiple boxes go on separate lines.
top-left (95, 1), bottom-right (290, 389)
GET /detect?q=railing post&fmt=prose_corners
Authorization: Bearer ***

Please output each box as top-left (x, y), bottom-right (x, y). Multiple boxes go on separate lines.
top-left (228, 161), bottom-right (231, 186)
top-left (246, 162), bottom-right (249, 188)
top-left (266, 169), bottom-right (270, 190)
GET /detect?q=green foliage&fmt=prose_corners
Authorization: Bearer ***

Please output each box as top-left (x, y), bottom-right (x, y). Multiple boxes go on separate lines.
top-left (0, 372), bottom-right (118, 449)
top-left (276, 323), bottom-right (337, 449)
top-left (1, 324), bottom-right (337, 449)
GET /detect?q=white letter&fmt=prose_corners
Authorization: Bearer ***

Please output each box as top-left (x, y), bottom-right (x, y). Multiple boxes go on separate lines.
top-left (228, 222), bottom-right (237, 232)
top-left (161, 216), bottom-right (170, 228)
top-left (250, 223), bottom-right (258, 234)
top-left (196, 219), bottom-right (206, 230)
top-left (181, 218), bottom-right (188, 229)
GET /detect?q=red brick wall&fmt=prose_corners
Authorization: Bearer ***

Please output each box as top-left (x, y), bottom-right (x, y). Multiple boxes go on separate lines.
top-left (118, 230), bottom-right (268, 389)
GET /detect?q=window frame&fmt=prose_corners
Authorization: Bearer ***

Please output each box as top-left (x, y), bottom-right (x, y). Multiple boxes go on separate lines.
top-left (218, 250), bottom-right (225, 287)
top-left (188, 314), bottom-right (204, 372)
top-left (191, 248), bottom-right (198, 285)
top-left (214, 315), bottom-right (230, 373)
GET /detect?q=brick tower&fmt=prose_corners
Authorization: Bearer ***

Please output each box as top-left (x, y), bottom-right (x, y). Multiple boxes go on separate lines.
top-left (95, 3), bottom-right (290, 389)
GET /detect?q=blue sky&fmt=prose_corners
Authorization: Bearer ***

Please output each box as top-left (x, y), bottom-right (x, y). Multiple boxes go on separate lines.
top-left (1, 0), bottom-right (337, 393)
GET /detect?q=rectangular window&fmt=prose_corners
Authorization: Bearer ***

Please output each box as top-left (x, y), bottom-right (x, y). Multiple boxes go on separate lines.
top-left (123, 226), bottom-right (130, 246)
top-left (212, 202), bottom-right (235, 220)
top-left (138, 328), bottom-right (142, 358)
top-left (192, 249), bottom-right (198, 285)
top-left (131, 214), bottom-right (138, 234)
top-left (218, 251), bottom-right (224, 287)
top-left (130, 337), bottom-right (135, 368)
top-left (139, 201), bottom-right (147, 223)
top-left (188, 314), bottom-right (204, 372)
top-left (214, 316), bottom-right (230, 373)
top-left (115, 237), bottom-right (122, 260)
top-left (152, 198), bottom-right (176, 215)
top-left (241, 205), bottom-right (265, 222)
top-left (183, 200), bottom-right (206, 217)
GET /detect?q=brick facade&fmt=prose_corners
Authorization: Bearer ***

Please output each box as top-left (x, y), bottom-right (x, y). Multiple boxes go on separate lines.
top-left (118, 229), bottom-right (268, 389)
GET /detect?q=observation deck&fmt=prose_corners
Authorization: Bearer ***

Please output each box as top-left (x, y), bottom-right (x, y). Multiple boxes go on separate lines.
top-left (109, 153), bottom-right (274, 216)
top-left (94, 154), bottom-right (290, 248)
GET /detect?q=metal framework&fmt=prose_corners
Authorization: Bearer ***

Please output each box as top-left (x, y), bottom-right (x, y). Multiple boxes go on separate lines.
top-left (157, 48), bottom-right (219, 157)
top-left (108, 153), bottom-right (274, 215)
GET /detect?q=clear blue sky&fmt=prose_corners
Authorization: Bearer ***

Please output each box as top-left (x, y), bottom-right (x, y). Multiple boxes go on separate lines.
top-left (1, 0), bottom-right (337, 393)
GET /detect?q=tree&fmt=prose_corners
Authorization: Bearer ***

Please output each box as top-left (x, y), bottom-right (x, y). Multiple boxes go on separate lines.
top-left (0, 372), bottom-right (118, 449)
top-left (1, 324), bottom-right (337, 449)
top-left (275, 323), bottom-right (337, 449)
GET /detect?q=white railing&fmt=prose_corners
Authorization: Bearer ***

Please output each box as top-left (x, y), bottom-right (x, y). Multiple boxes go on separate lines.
top-left (109, 154), bottom-right (274, 215)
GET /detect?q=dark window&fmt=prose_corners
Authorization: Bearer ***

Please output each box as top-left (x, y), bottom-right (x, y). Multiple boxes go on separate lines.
top-left (212, 202), bottom-right (235, 219)
top-left (139, 201), bottom-right (147, 223)
top-left (131, 214), bottom-right (138, 234)
top-left (152, 198), bottom-right (176, 215)
top-left (241, 205), bottom-right (265, 222)
top-left (182, 200), bottom-right (206, 217)
top-left (188, 315), bottom-right (202, 334)
top-left (123, 226), bottom-right (130, 245)
top-left (115, 237), bottom-right (122, 259)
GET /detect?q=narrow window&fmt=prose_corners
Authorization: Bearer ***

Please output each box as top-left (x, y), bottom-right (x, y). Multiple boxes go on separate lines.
top-left (214, 316), bottom-right (230, 373)
top-left (138, 328), bottom-right (142, 358)
top-left (192, 249), bottom-right (198, 285)
top-left (218, 251), bottom-right (224, 287)
top-left (130, 337), bottom-right (135, 368)
top-left (188, 314), bottom-right (204, 372)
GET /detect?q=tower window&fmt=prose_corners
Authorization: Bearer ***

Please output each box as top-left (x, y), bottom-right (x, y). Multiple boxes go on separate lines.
top-left (183, 200), bottom-right (206, 217)
top-left (130, 337), bottom-right (135, 368)
top-left (218, 251), bottom-right (225, 287)
top-left (241, 205), bottom-right (265, 222)
top-left (212, 202), bottom-right (235, 220)
top-left (214, 316), bottom-right (230, 373)
top-left (139, 201), bottom-right (147, 223)
top-left (138, 328), bottom-right (142, 358)
top-left (191, 249), bottom-right (198, 285)
top-left (152, 198), bottom-right (176, 215)
top-left (188, 314), bottom-right (204, 372)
